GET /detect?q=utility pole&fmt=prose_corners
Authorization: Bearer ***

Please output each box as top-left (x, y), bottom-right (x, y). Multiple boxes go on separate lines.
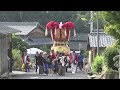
top-left (90, 11), bottom-right (93, 34)
top-left (9, 34), bottom-right (13, 72)
top-left (118, 49), bottom-right (120, 79)
top-left (96, 12), bottom-right (99, 55)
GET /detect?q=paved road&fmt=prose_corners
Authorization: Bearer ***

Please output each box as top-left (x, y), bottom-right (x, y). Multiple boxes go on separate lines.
top-left (8, 68), bottom-right (88, 79)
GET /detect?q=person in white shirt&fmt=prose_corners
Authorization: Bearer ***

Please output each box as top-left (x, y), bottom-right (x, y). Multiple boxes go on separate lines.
top-left (58, 53), bottom-right (67, 76)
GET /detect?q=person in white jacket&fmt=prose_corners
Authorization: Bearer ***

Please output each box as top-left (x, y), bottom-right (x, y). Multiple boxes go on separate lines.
top-left (58, 53), bottom-right (67, 76)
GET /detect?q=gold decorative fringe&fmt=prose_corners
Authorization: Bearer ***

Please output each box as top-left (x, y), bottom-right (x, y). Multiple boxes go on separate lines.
top-left (68, 31), bottom-right (71, 41)
top-left (64, 28), bottom-right (67, 36)
top-left (45, 27), bottom-right (48, 36)
top-left (74, 29), bottom-right (76, 37)
top-left (51, 31), bottom-right (53, 41)
top-left (55, 27), bottom-right (57, 36)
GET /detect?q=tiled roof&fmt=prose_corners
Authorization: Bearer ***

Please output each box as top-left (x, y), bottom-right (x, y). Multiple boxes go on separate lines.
top-left (69, 41), bottom-right (88, 50)
top-left (0, 22), bottom-right (38, 26)
top-left (0, 22), bottom-right (44, 35)
top-left (88, 33), bottom-right (115, 47)
top-left (0, 25), bottom-right (21, 35)
top-left (70, 33), bottom-right (88, 41)
top-left (9, 26), bottom-right (37, 35)
top-left (26, 38), bottom-right (52, 45)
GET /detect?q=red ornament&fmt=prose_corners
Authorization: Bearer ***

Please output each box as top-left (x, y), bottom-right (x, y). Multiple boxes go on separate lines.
top-left (46, 21), bottom-right (55, 30)
top-left (45, 21), bottom-right (76, 41)
top-left (66, 22), bottom-right (75, 29)
top-left (54, 22), bottom-right (59, 29)
top-left (46, 21), bottom-right (60, 41)
top-left (62, 22), bottom-right (75, 41)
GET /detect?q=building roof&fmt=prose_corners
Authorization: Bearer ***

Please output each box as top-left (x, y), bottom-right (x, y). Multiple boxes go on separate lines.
top-left (26, 37), bottom-right (52, 46)
top-left (0, 25), bottom-right (21, 35)
top-left (69, 41), bottom-right (87, 50)
top-left (0, 22), bottom-right (44, 35)
top-left (88, 33), bottom-right (115, 47)
top-left (70, 33), bottom-right (88, 41)
top-left (0, 22), bottom-right (39, 26)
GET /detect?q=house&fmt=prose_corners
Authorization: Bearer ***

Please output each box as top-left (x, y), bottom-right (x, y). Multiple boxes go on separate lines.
top-left (0, 22), bottom-right (45, 38)
top-left (0, 25), bottom-right (20, 77)
top-left (69, 33), bottom-right (89, 51)
top-left (88, 32), bottom-right (115, 55)
top-left (26, 37), bottom-right (52, 48)
top-left (0, 22), bottom-right (52, 48)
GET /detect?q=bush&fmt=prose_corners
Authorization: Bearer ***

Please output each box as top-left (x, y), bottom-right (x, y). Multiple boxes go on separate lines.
top-left (12, 49), bottom-right (22, 70)
top-left (103, 45), bottom-right (118, 70)
top-left (105, 68), bottom-right (119, 79)
top-left (92, 55), bottom-right (104, 74)
top-left (83, 50), bottom-right (89, 58)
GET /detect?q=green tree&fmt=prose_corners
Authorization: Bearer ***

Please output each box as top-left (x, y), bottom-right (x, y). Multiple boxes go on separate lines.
top-left (0, 11), bottom-right (104, 34)
top-left (12, 49), bottom-right (22, 70)
top-left (103, 45), bottom-right (118, 70)
top-left (0, 11), bottom-right (89, 33)
top-left (92, 55), bottom-right (104, 74)
top-left (12, 34), bottom-right (28, 55)
top-left (101, 11), bottom-right (120, 40)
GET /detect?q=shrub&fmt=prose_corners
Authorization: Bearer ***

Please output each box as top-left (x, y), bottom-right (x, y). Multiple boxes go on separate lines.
top-left (83, 50), bottom-right (89, 58)
top-left (105, 68), bottom-right (119, 79)
top-left (12, 49), bottom-right (22, 70)
top-left (92, 55), bottom-right (104, 74)
top-left (103, 45), bottom-right (118, 70)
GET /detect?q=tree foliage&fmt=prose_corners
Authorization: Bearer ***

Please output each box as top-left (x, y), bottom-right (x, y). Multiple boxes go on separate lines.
top-left (103, 45), bottom-right (118, 70)
top-left (0, 11), bottom-right (104, 34)
top-left (92, 55), bottom-right (104, 74)
top-left (101, 11), bottom-right (120, 39)
top-left (12, 49), bottom-right (22, 69)
top-left (12, 34), bottom-right (28, 55)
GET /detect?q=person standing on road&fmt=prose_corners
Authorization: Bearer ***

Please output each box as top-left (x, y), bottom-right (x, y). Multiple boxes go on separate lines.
top-left (54, 51), bottom-right (59, 75)
top-left (35, 51), bottom-right (39, 73)
top-left (78, 52), bottom-right (84, 71)
top-left (43, 52), bottom-right (49, 75)
top-left (50, 50), bottom-right (56, 75)
top-left (47, 54), bottom-right (53, 76)
top-left (70, 51), bottom-right (78, 74)
top-left (22, 52), bottom-right (30, 72)
top-left (58, 53), bottom-right (67, 76)
top-left (38, 52), bottom-right (44, 75)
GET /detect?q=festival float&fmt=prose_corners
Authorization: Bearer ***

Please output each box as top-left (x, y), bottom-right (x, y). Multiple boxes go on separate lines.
top-left (45, 21), bottom-right (76, 56)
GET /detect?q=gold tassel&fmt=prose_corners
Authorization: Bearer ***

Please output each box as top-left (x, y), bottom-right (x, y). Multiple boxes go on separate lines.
top-left (68, 31), bottom-right (71, 41)
top-left (64, 28), bottom-right (67, 37)
top-left (55, 27), bottom-right (57, 36)
top-left (45, 27), bottom-right (48, 36)
top-left (74, 28), bottom-right (76, 37)
top-left (51, 31), bottom-right (53, 41)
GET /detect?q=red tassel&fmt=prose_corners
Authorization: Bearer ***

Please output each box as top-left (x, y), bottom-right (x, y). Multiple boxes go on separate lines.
top-left (66, 29), bottom-right (69, 41)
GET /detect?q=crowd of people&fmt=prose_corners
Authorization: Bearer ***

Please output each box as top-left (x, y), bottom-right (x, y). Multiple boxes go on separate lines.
top-left (22, 50), bottom-right (84, 76)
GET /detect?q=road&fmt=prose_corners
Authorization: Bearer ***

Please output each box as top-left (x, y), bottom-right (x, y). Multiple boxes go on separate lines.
top-left (8, 68), bottom-right (89, 79)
